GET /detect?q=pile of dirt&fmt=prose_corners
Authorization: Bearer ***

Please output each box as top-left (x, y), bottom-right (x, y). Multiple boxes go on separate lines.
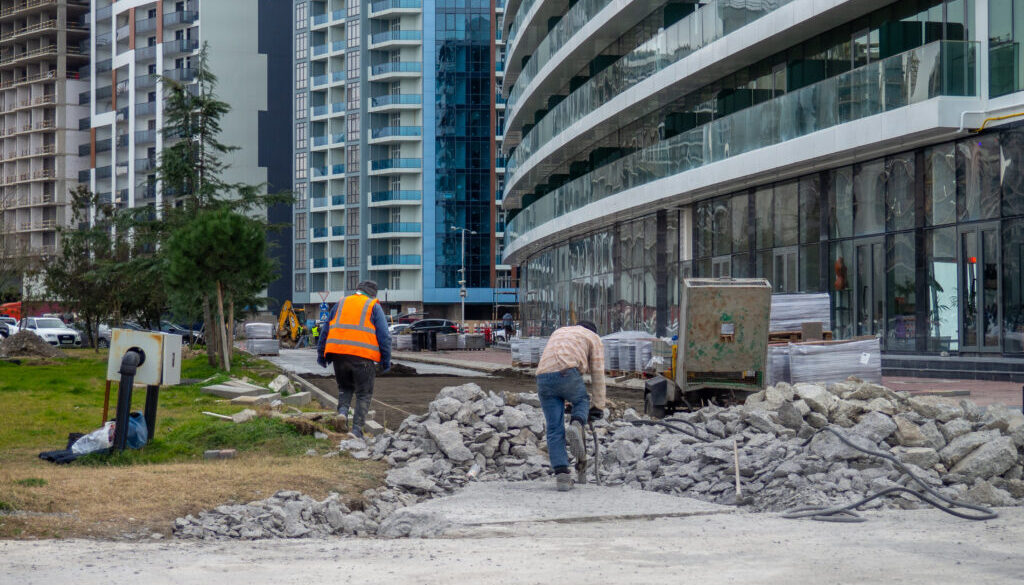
top-left (0, 330), bottom-right (64, 358)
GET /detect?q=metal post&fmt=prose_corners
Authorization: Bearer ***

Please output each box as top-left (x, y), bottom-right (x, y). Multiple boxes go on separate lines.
top-left (143, 384), bottom-right (160, 442)
top-left (112, 350), bottom-right (142, 452)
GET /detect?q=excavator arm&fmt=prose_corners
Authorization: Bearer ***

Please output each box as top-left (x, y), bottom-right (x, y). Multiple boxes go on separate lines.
top-left (277, 300), bottom-right (299, 343)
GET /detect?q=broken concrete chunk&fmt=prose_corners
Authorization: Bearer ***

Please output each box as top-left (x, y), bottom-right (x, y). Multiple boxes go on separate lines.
top-left (950, 437), bottom-right (1019, 481)
top-left (230, 393), bottom-right (280, 406)
top-left (907, 395), bottom-right (963, 423)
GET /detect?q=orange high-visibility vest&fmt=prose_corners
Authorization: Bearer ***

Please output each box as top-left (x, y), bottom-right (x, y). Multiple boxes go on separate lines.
top-left (324, 294), bottom-right (381, 361)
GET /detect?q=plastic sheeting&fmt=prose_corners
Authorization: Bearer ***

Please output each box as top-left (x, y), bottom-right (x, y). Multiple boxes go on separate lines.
top-left (244, 322), bottom-right (274, 339)
top-left (767, 344), bottom-right (790, 387)
top-left (245, 338), bottom-right (280, 356)
top-left (787, 337), bottom-right (882, 385)
top-left (511, 337), bottom-right (548, 366)
top-left (770, 293), bottom-right (831, 332)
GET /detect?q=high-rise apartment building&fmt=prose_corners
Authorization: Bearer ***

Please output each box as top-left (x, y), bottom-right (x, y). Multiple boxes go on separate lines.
top-left (291, 0), bottom-right (513, 321)
top-left (0, 0), bottom-right (89, 267)
top-left (81, 0), bottom-right (292, 308)
top-left (502, 0), bottom-right (1024, 372)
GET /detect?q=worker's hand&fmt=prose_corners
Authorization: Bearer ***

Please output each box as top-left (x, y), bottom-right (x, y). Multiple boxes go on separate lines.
top-left (381, 360), bottom-right (391, 373)
top-left (316, 355), bottom-right (328, 368)
top-left (588, 407), bottom-right (604, 422)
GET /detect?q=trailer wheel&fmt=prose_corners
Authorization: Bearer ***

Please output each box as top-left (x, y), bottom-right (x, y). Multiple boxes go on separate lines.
top-left (644, 392), bottom-right (666, 419)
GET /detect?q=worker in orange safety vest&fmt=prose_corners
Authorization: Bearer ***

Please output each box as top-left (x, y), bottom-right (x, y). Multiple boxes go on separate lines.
top-left (316, 280), bottom-right (392, 438)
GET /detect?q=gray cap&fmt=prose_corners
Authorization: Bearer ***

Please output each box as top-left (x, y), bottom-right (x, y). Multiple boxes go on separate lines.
top-left (357, 280), bottom-right (378, 297)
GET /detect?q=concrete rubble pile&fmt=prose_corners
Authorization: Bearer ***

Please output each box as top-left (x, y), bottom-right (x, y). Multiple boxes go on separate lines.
top-left (0, 330), bottom-right (64, 358)
top-left (174, 380), bottom-right (1024, 540)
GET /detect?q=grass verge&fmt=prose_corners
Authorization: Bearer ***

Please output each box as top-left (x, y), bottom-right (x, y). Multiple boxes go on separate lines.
top-left (0, 349), bottom-right (385, 539)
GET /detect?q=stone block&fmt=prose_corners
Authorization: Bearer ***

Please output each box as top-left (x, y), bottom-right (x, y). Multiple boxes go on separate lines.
top-left (281, 391), bottom-right (312, 406)
top-left (231, 393), bottom-right (280, 406)
top-left (950, 437), bottom-right (1019, 480)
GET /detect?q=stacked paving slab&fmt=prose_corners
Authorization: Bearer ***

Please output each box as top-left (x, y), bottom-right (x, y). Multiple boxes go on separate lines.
top-left (174, 380), bottom-right (1024, 539)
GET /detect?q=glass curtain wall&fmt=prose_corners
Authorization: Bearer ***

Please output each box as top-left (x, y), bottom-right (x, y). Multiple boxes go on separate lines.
top-left (435, 0), bottom-right (492, 288)
top-left (520, 126), bottom-right (1024, 355)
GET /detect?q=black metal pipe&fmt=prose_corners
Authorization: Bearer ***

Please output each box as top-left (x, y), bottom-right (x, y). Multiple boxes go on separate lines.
top-left (112, 350), bottom-right (142, 452)
top-left (143, 385), bottom-right (160, 443)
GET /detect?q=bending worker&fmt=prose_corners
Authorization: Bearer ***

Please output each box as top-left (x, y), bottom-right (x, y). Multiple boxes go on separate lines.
top-left (535, 320), bottom-right (606, 491)
top-left (317, 280), bottom-right (391, 438)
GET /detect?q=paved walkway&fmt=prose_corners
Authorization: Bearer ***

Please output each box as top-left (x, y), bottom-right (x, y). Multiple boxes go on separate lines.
top-left (2, 488), bottom-right (1022, 585)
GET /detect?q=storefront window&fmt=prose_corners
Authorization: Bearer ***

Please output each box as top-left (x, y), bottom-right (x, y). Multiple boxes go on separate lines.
top-left (956, 134), bottom-right (1001, 221)
top-left (799, 176), bottom-right (820, 243)
top-left (854, 159), bottom-right (886, 235)
top-left (886, 153), bottom-right (915, 231)
top-left (925, 144), bottom-right (957, 225)
top-left (774, 181), bottom-right (799, 246)
top-left (887, 232), bottom-right (916, 351)
top-left (755, 187), bottom-right (773, 248)
top-left (830, 240), bottom-right (854, 339)
top-left (1001, 129), bottom-right (1024, 218)
top-left (1004, 219), bottom-right (1024, 353)
top-left (731, 194), bottom-right (750, 252)
top-left (829, 166), bottom-right (853, 238)
top-left (926, 227), bottom-right (959, 352)
top-left (800, 243), bottom-right (820, 292)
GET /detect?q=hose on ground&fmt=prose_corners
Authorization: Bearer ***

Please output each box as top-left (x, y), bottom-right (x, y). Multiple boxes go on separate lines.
top-left (629, 418), bottom-right (712, 443)
top-left (781, 426), bottom-right (998, 522)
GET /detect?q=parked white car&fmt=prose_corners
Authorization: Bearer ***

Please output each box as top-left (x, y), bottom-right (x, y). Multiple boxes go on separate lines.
top-left (0, 316), bottom-right (18, 338)
top-left (20, 317), bottom-right (82, 347)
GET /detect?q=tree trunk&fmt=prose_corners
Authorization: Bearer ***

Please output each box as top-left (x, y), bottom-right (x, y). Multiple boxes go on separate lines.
top-left (227, 295), bottom-right (235, 363)
top-left (216, 280), bottom-right (230, 372)
top-left (202, 294), bottom-right (217, 367)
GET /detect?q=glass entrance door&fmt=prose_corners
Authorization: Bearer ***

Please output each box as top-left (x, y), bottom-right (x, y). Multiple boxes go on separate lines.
top-left (959, 223), bottom-right (1002, 353)
top-left (772, 246), bottom-right (797, 292)
top-left (855, 239), bottom-right (884, 336)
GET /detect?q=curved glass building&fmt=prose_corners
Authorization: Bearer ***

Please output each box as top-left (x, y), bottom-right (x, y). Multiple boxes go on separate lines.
top-left (501, 0), bottom-right (1024, 370)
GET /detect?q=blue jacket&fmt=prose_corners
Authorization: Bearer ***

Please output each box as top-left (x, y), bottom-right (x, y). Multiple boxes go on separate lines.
top-left (316, 293), bottom-right (392, 367)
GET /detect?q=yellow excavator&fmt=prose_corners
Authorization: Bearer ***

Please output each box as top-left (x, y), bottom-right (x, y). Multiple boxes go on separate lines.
top-left (277, 301), bottom-right (306, 348)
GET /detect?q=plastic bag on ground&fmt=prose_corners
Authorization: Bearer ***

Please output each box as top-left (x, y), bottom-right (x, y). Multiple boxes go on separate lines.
top-left (71, 421), bottom-right (114, 455)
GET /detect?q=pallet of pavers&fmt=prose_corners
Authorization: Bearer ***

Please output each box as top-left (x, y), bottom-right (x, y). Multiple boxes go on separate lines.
top-left (245, 338), bottom-right (280, 356)
top-left (787, 336), bottom-right (881, 385)
top-left (244, 322), bottom-right (274, 340)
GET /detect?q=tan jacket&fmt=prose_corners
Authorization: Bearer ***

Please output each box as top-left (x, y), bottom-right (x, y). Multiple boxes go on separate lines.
top-left (536, 326), bottom-right (606, 409)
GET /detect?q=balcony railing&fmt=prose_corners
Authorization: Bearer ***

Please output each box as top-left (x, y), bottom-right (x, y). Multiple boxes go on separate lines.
top-left (164, 10), bottom-right (199, 27)
top-left (312, 227), bottom-right (328, 238)
top-left (331, 195), bottom-right (345, 205)
top-left (312, 135), bottom-right (329, 147)
top-left (371, 190), bottom-right (422, 203)
top-left (164, 38), bottom-right (198, 54)
top-left (313, 258), bottom-right (327, 268)
top-left (331, 164), bottom-right (346, 175)
top-left (372, 254), bottom-right (421, 266)
top-left (312, 74), bottom-right (328, 86)
top-left (312, 104), bottom-right (328, 116)
top-left (371, 126), bottom-right (422, 139)
top-left (370, 222), bottom-right (421, 234)
top-left (331, 102), bottom-right (345, 114)
top-left (370, 158), bottom-right (421, 171)
top-left (332, 225), bottom-right (345, 236)
top-left (370, 93), bottom-right (422, 107)
top-left (331, 71), bottom-right (346, 82)
top-left (331, 257), bottom-right (345, 267)
top-left (332, 40), bottom-right (346, 52)
top-left (312, 196), bottom-right (327, 207)
top-left (508, 0), bottom-right (800, 176)
top-left (164, 67), bottom-right (196, 83)
top-left (506, 41), bottom-right (980, 247)
top-left (312, 12), bottom-right (328, 25)
top-left (371, 62), bottom-right (422, 76)
top-left (312, 43), bottom-right (328, 56)
top-left (332, 133), bottom-right (345, 144)
top-left (332, 9), bottom-right (345, 21)
top-left (370, 0), bottom-right (422, 14)
top-left (371, 30), bottom-right (422, 44)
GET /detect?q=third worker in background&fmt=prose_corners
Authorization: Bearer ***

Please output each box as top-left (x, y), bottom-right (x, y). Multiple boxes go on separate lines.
top-left (317, 280), bottom-right (391, 438)
top-left (535, 321), bottom-right (606, 492)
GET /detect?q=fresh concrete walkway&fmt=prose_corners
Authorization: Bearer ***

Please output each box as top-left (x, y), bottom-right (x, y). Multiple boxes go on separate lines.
top-left (264, 348), bottom-right (490, 378)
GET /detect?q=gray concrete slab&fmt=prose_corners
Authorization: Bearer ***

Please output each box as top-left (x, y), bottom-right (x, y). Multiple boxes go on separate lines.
top-left (402, 479), bottom-right (731, 527)
top-left (3, 507), bottom-right (1023, 584)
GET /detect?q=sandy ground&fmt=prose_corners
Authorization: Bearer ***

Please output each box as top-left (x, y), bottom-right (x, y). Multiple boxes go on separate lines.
top-left (2, 498), bottom-right (1022, 585)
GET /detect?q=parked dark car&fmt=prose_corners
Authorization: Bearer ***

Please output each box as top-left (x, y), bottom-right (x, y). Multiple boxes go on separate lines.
top-left (0, 322), bottom-right (8, 338)
top-left (408, 319), bottom-right (459, 334)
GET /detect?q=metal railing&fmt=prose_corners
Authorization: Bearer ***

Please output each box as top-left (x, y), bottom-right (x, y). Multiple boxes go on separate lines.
top-left (370, 190), bottom-right (422, 202)
top-left (370, 222), bottom-right (421, 234)
top-left (370, 158), bottom-right (421, 171)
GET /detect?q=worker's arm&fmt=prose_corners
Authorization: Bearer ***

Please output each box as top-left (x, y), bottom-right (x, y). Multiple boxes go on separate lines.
top-left (316, 303), bottom-right (338, 367)
top-left (370, 303), bottom-right (392, 369)
top-left (587, 330), bottom-right (606, 410)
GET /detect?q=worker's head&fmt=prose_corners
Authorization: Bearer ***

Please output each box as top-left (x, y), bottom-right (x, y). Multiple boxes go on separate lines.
top-left (576, 320), bottom-right (598, 335)
top-left (357, 280), bottom-right (379, 298)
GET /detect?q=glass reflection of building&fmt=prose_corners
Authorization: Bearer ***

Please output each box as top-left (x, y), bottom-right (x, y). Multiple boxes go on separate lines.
top-left (501, 0), bottom-right (1024, 367)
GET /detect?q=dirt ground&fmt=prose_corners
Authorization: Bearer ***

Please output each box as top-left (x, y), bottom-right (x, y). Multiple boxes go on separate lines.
top-left (306, 372), bottom-right (645, 429)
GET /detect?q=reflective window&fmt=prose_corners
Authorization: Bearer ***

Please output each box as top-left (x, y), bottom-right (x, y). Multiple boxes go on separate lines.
top-left (829, 166), bottom-right (854, 238)
top-left (854, 159), bottom-right (886, 236)
top-left (1002, 129), bottom-right (1024, 217)
top-left (886, 154), bottom-right (915, 231)
top-left (957, 134), bottom-right (1001, 221)
top-left (887, 233), bottom-right (916, 350)
top-left (1004, 218), bottom-right (1024, 352)
top-left (925, 144), bottom-right (957, 225)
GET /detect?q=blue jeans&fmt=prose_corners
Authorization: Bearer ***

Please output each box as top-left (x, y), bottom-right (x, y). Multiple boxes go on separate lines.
top-left (537, 368), bottom-right (590, 471)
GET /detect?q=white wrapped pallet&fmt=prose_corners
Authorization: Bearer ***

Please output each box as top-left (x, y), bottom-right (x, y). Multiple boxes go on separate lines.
top-left (788, 337), bottom-right (882, 385)
top-left (618, 342), bottom-right (636, 371)
top-left (245, 338), bottom-right (280, 356)
top-left (634, 339), bottom-right (654, 372)
top-left (436, 333), bottom-right (458, 350)
top-left (603, 339), bottom-right (620, 370)
top-left (394, 334), bottom-right (413, 351)
top-left (767, 344), bottom-right (790, 386)
top-left (770, 293), bottom-right (831, 332)
top-left (244, 322), bottom-right (274, 340)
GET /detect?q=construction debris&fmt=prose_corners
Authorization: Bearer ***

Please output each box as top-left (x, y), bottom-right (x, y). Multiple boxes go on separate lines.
top-left (0, 330), bottom-right (64, 358)
top-left (173, 380), bottom-right (1024, 540)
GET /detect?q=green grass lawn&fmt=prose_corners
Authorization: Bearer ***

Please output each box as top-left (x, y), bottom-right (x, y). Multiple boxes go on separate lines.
top-left (0, 349), bottom-right (327, 464)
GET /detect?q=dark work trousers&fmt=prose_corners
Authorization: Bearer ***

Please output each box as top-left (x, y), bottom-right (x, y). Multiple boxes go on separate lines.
top-left (333, 354), bottom-right (376, 432)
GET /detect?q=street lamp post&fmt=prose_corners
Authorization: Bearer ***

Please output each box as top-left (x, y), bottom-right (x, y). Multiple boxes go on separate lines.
top-left (451, 225), bottom-right (477, 331)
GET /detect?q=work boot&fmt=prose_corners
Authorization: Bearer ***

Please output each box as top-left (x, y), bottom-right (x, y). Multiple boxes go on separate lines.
top-left (555, 471), bottom-right (574, 492)
top-left (567, 418), bottom-right (587, 472)
top-left (348, 427), bottom-right (364, 440)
